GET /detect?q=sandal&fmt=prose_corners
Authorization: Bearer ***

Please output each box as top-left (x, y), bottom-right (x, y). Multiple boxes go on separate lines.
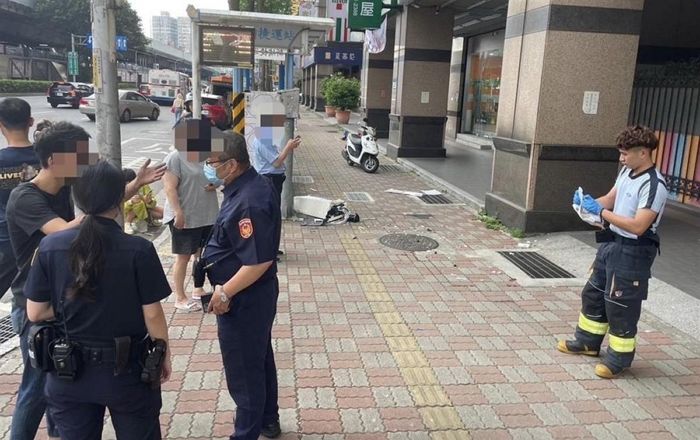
top-left (174, 300), bottom-right (202, 312)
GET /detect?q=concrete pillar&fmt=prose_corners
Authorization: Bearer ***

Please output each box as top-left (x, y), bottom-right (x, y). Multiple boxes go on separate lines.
top-left (485, 0), bottom-right (644, 233)
top-left (313, 64), bottom-right (333, 111)
top-left (386, 7), bottom-right (455, 158)
top-left (360, 16), bottom-right (395, 139)
top-left (303, 68), bottom-right (310, 106)
top-left (445, 37), bottom-right (465, 139)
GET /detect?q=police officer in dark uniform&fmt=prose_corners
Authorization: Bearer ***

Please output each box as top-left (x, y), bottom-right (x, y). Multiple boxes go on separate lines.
top-left (202, 131), bottom-right (282, 439)
top-left (24, 161), bottom-right (172, 439)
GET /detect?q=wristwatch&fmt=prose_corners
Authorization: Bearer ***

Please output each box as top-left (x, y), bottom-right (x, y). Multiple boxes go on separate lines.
top-left (218, 287), bottom-right (229, 303)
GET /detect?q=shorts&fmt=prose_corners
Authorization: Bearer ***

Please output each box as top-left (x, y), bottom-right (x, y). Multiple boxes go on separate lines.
top-left (168, 222), bottom-right (213, 255)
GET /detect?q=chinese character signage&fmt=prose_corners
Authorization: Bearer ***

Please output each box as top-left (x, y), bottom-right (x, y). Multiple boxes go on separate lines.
top-left (201, 27), bottom-right (254, 67)
top-left (116, 36), bottom-right (128, 52)
top-left (313, 46), bottom-right (362, 66)
top-left (348, 0), bottom-right (384, 30)
top-left (327, 0), bottom-right (349, 19)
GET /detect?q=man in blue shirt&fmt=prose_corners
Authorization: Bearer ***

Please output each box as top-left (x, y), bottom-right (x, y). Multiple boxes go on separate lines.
top-left (0, 98), bottom-right (40, 299)
top-left (203, 131), bottom-right (282, 439)
top-left (251, 135), bottom-right (301, 200)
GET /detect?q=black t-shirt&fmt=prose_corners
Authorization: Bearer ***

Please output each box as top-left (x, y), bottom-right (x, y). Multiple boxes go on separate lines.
top-left (0, 146), bottom-right (40, 243)
top-left (24, 217), bottom-right (172, 345)
top-left (6, 182), bottom-right (74, 309)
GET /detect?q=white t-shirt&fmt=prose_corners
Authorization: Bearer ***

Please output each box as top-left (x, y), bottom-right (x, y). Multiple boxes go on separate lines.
top-left (610, 165), bottom-right (668, 239)
top-left (162, 151), bottom-right (219, 229)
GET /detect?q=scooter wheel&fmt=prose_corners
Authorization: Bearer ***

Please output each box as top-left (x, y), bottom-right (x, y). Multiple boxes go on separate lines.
top-left (361, 155), bottom-right (379, 173)
top-left (342, 150), bottom-right (353, 166)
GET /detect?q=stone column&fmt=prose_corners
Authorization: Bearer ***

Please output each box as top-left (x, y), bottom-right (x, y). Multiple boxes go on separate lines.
top-left (302, 68), bottom-right (309, 106)
top-left (313, 63), bottom-right (333, 111)
top-left (360, 16), bottom-right (396, 139)
top-left (387, 6), bottom-right (455, 158)
top-left (485, 0), bottom-right (644, 232)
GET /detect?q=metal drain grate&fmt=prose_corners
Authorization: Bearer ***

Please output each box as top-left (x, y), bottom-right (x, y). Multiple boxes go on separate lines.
top-left (419, 194), bottom-right (454, 205)
top-left (379, 164), bottom-right (406, 173)
top-left (0, 315), bottom-right (15, 345)
top-left (497, 251), bottom-right (575, 279)
top-left (345, 192), bottom-right (374, 203)
top-left (292, 175), bottom-right (314, 184)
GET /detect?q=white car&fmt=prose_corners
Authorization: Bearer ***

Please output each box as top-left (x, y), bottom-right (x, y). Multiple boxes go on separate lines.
top-left (79, 90), bottom-right (160, 122)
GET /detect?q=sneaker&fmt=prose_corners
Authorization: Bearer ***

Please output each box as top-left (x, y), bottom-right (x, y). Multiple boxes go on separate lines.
top-left (125, 223), bottom-right (135, 235)
top-left (134, 220), bottom-right (148, 233)
top-left (595, 362), bottom-right (625, 379)
top-left (557, 339), bottom-right (599, 357)
top-left (261, 420), bottom-right (281, 438)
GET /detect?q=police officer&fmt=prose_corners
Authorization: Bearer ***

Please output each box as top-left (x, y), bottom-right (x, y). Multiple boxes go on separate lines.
top-left (558, 125), bottom-right (667, 378)
top-left (24, 161), bottom-right (172, 439)
top-left (202, 131), bottom-right (282, 439)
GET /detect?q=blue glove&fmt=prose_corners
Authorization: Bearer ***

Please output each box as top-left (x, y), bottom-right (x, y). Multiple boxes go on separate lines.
top-left (582, 195), bottom-right (603, 216)
top-left (572, 190), bottom-right (581, 206)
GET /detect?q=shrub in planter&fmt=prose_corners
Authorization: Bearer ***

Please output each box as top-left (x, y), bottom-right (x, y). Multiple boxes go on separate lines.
top-left (326, 76), bottom-right (360, 124)
top-left (320, 73), bottom-right (342, 116)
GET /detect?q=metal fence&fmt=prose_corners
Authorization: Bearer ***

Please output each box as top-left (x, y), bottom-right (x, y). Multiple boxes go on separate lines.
top-left (629, 80), bottom-right (700, 207)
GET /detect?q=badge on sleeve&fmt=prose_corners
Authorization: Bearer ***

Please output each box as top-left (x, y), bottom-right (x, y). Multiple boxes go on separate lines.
top-left (239, 218), bottom-right (253, 239)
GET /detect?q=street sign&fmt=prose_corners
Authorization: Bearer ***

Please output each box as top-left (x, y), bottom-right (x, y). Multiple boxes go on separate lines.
top-left (348, 0), bottom-right (384, 30)
top-left (67, 51), bottom-right (79, 76)
top-left (116, 35), bottom-right (128, 52)
top-left (85, 34), bottom-right (127, 52)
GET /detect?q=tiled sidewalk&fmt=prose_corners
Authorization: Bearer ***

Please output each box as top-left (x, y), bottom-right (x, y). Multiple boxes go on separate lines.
top-left (1, 110), bottom-right (700, 439)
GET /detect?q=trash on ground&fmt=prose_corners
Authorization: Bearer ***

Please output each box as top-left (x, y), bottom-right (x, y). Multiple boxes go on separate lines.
top-left (386, 188), bottom-right (423, 196)
top-left (295, 195), bottom-right (359, 226)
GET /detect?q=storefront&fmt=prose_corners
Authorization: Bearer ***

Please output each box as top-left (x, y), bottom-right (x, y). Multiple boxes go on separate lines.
top-left (460, 29), bottom-right (504, 138)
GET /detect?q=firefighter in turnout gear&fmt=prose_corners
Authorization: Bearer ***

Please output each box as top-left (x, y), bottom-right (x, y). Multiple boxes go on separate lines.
top-left (558, 125), bottom-right (667, 379)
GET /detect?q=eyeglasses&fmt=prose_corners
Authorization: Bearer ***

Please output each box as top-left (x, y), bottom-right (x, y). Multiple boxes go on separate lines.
top-left (205, 158), bottom-right (231, 167)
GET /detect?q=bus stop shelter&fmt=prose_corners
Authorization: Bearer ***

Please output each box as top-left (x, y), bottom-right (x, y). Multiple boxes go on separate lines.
top-left (186, 5), bottom-right (335, 117)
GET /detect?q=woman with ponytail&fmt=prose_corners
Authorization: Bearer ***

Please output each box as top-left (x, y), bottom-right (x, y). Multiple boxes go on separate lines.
top-left (24, 160), bottom-right (172, 440)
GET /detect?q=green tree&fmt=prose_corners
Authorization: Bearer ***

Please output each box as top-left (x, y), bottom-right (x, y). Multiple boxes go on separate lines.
top-left (33, 0), bottom-right (149, 51)
top-left (229, 0), bottom-right (291, 14)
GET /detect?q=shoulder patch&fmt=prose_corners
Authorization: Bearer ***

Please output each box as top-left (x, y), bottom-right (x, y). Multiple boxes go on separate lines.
top-left (239, 218), bottom-right (253, 239)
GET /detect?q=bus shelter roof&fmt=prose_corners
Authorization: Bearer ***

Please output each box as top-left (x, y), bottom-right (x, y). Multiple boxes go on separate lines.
top-left (187, 6), bottom-right (334, 51)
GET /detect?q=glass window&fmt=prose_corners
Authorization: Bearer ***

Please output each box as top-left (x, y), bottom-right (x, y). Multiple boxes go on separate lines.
top-left (461, 29), bottom-right (504, 138)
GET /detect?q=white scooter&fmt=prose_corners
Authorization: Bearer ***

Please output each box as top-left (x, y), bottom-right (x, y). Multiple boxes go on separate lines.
top-left (342, 122), bottom-right (380, 173)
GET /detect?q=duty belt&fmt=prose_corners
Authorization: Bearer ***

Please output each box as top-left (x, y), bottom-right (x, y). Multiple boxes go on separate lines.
top-left (613, 234), bottom-right (658, 247)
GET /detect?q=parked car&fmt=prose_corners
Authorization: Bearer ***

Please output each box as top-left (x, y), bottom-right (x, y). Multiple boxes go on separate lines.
top-left (79, 90), bottom-right (160, 122)
top-left (46, 82), bottom-right (93, 108)
top-left (184, 93), bottom-right (231, 130)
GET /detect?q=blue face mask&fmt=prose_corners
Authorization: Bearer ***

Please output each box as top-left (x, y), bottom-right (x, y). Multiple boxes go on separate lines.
top-left (203, 163), bottom-right (224, 187)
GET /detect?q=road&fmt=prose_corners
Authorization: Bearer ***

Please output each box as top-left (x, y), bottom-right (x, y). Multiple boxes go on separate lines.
top-left (0, 95), bottom-right (175, 308)
top-left (0, 95), bottom-right (175, 172)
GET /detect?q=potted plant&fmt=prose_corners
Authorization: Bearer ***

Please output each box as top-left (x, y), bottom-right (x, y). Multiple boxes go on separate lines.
top-left (327, 76), bottom-right (360, 124)
top-left (320, 74), bottom-right (341, 117)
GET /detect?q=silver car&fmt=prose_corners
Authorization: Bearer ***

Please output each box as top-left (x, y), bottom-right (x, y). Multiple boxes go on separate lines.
top-left (79, 90), bottom-right (160, 122)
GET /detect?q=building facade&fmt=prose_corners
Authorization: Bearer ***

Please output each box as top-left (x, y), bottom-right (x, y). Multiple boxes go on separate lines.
top-left (151, 11), bottom-right (178, 48)
top-left (301, 0), bottom-right (700, 232)
top-left (177, 17), bottom-right (192, 53)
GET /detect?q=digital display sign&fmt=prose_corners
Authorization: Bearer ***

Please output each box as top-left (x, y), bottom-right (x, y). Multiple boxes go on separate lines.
top-left (200, 27), bottom-right (254, 67)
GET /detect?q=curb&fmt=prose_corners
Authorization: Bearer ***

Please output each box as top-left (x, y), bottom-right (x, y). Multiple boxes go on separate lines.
top-left (1, 93), bottom-right (46, 97)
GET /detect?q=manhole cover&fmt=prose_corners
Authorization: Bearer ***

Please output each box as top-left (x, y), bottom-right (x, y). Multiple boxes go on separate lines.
top-left (497, 251), bottom-right (574, 279)
top-left (0, 315), bottom-right (15, 345)
top-left (379, 234), bottom-right (439, 252)
top-left (292, 175), bottom-right (314, 184)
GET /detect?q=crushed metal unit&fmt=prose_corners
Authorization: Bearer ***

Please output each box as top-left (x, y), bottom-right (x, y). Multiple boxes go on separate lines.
top-left (497, 251), bottom-right (575, 279)
top-left (379, 233), bottom-right (439, 252)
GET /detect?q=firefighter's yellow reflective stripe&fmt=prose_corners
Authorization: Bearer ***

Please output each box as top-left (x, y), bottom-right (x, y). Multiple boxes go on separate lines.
top-left (609, 334), bottom-right (636, 353)
top-left (578, 313), bottom-right (608, 335)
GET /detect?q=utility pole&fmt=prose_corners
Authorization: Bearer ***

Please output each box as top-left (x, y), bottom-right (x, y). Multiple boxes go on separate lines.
top-left (91, 0), bottom-right (122, 168)
top-left (70, 34), bottom-right (77, 82)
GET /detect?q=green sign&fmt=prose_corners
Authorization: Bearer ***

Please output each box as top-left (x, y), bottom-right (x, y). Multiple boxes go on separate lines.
top-left (68, 51), bottom-right (79, 76)
top-left (348, 0), bottom-right (384, 31)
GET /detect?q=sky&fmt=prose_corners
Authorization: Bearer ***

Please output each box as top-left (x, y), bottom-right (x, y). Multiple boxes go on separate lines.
top-left (132, 0), bottom-right (230, 37)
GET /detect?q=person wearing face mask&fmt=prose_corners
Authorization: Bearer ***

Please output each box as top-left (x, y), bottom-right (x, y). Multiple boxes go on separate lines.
top-left (162, 119), bottom-right (220, 312)
top-left (201, 131), bottom-right (282, 440)
top-left (558, 125), bottom-right (667, 379)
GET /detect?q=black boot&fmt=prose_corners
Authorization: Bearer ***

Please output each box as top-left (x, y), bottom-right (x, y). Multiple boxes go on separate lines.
top-left (261, 420), bottom-right (281, 438)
